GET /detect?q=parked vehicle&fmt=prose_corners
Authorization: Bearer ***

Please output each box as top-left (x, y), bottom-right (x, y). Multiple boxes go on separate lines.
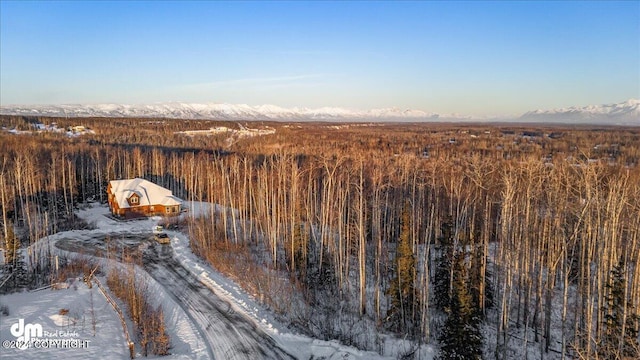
top-left (154, 232), bottom-right (170, 244)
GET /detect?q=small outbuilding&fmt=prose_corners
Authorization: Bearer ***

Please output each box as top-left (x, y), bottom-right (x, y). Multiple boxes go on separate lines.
top-left (107, 178), bottom-right (182, 218)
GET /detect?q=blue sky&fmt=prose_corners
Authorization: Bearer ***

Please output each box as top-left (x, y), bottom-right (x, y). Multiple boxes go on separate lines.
top-left (1, 1), bottom-right (638, 116)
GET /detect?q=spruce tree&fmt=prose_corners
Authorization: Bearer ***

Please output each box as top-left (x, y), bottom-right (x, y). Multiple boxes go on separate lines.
top-left (600, 261), bottom-right (640, 359)
top-left (2, 224), bottom-right (31, 290)
top-left (2, 222), bottom-right (18, 266)
top-left (386, 202), bottom-right (417, 335)
top-left (438, 252), bottom-right (483, 360)
top-left (434, 217), bottom-right (454, 312)
top-left (469, 242), bottom-right (493, 316)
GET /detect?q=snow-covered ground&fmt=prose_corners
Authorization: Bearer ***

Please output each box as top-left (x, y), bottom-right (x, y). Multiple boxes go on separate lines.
top-left (1, 208), bottom-right (209, 359)
top-left (1, 202), bottom-right (420, 359)
top-left (175, 125), bottom-right (276, 147)
top-left (2, 122), bottom-right (95, 137)
top-left (175, 125), bottom-right (275, 137)
top-left (0, 280), bottom-right (129, 359)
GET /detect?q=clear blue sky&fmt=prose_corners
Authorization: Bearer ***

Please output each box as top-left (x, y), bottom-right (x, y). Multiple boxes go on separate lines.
top-left (1, 1), bottom-right (638, 116)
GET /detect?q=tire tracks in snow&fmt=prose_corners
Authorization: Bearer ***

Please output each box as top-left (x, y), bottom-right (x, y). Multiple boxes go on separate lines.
top-left (56, 234), bottom-right (296, 360)
top-left (142, 244), bottom-right (295, 360)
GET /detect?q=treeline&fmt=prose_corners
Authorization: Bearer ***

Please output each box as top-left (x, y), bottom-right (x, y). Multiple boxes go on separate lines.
top-left (1, 115), bottom-right (639, 358)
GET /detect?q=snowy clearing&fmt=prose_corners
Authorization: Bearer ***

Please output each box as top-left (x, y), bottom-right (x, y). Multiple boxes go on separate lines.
top-left (0, 280), bottom-right (128, 359)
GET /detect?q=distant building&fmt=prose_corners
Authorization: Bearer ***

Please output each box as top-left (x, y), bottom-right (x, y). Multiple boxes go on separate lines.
top-left (107, 178), bottom-right (182, 218)
top-left (68, 125), bottom-right (86, 133)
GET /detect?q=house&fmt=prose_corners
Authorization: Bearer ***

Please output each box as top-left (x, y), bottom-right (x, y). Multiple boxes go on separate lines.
top-left (107, 178), bottom-right (182, 218)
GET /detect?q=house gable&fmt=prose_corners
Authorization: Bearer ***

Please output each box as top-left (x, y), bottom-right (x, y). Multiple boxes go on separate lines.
top-left (127, 192), bottom-right (141, 206)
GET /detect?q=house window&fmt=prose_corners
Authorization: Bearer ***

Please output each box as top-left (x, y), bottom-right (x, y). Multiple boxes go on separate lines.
top-left (166, 207), bottom-right (171, 214)
top-left (130, 196), bottom-right (139, 204)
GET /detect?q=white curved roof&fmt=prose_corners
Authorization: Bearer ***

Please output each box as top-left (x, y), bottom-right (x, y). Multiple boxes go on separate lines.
top-left (109, 178), bottom-right (182, 209)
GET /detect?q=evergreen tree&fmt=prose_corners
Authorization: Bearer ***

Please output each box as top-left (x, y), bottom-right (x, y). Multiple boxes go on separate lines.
top-left (291, 223), bottom-right (307, 281)
top-left (2, 222), bottom-right (18, 266)
top-left (469, 242), bottom-right (494, 317)
top-left (438, 252), bottom-right (483, 360)
top-left (600, 260), bottom-right (640, 359)
top-left (434, 217), bottom-right (454, 312)
top-left (2, 223), bottom-right (31, 290)
top-left (386, 202), bottom-right (417, 335)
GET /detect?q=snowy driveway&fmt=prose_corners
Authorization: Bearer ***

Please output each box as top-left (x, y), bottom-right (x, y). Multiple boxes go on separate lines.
top-left (143, 243), bottom-right (295, 360)
top-left (55, 233), bottom-right (295, 360)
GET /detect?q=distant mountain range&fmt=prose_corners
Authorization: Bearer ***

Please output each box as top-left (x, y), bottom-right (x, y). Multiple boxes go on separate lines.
top-left (0, 103), bottom-right (453, 121)
top-left (1, 99), bottom-right (638, 124)
top-left (519, 99), bottom-right (639, 125)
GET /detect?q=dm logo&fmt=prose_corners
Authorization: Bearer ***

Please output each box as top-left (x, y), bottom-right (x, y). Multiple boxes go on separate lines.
top-left (10, 319), bottom-right (43, 350)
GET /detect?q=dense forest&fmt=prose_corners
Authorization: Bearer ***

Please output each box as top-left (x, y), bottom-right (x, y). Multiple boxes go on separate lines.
top-left (1, 115), bottom-right (639, 359)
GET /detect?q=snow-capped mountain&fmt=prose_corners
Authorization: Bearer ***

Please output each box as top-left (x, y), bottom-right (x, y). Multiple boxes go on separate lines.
top-left (0, 99), bottom-right (637, 124)
top-left (0, 102), bottom-right (458, 121)
top-left (519, 99), bottom-right (639, 125)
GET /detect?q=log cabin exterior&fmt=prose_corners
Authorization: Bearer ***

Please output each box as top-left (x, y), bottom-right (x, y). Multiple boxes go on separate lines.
top-left (107, 178), bottom-right (182, 218)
